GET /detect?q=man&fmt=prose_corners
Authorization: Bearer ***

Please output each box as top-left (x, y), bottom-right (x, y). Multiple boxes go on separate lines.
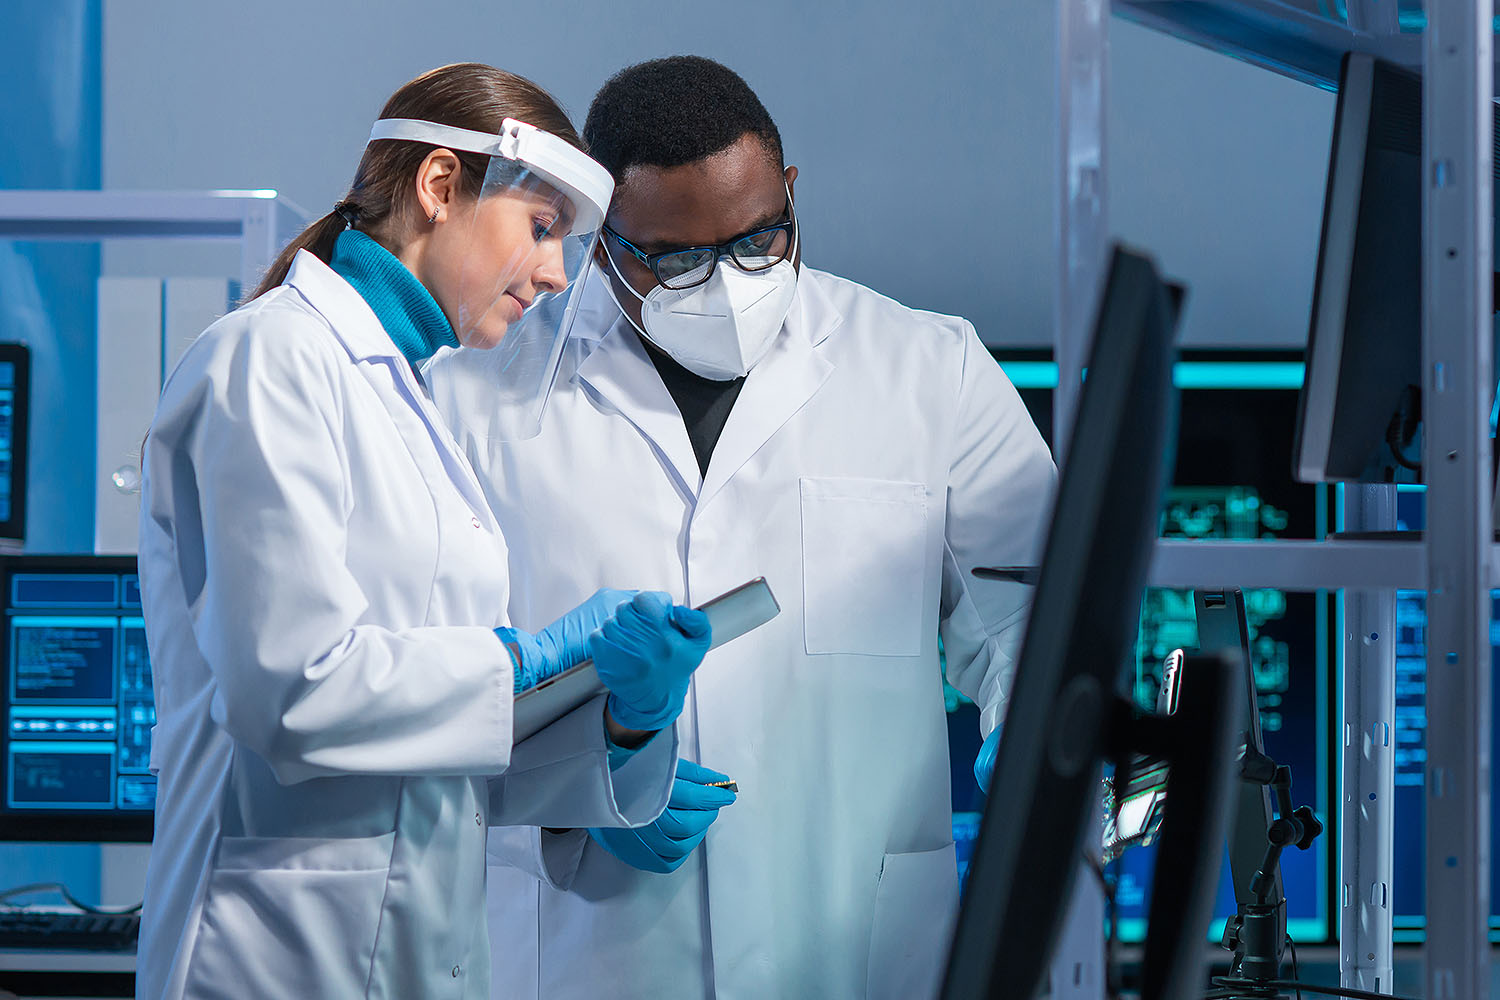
top-left (428, 56), bottom-right (1055, 1000)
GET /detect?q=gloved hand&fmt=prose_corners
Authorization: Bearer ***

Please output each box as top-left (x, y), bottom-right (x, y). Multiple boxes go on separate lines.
top-left (590, 591), bottom-right (711, 731)
top-left (589, 759), bottom-right (737, 873)
top-left (498, 588), bottom-right (635, 693)
top-left (973, 727), bottom-right (1001, 795)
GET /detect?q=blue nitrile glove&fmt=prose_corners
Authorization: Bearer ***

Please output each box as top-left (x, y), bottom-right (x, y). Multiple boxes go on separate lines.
top-left (974, 727), bottom-right (1001, 795)
top-left (588, 759), bottom-right (737, 873)
top-left (590, 591), bottom-right (712, 731)
top-left (497, 588), bottom-right (635, 693)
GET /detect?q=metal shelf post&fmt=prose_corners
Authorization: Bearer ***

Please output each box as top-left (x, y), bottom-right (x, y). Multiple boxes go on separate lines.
top-left (1421, 0), bottom-right (1493, 995)
top-left (1054, 0), bottom-right (1109, 463)
top-left (1339, 484), bottom-right (1397, 994)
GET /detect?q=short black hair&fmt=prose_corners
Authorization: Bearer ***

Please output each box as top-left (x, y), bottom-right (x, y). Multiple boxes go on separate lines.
top-left (583, 56), bottom-right (783, 184)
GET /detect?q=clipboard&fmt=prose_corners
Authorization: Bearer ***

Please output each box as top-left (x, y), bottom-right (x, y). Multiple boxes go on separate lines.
top-left (511, 577), bottom-right (780, 743)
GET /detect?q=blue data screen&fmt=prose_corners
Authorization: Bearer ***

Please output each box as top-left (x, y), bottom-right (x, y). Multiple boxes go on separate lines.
top-left (0, 361), bottom-right (18, 523)
top-left (2, 570), bottom-right (155, 813)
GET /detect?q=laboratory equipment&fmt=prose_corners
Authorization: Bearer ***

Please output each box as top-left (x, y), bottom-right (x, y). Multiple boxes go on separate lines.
top-left (0, 556), bottom-right (153, 843)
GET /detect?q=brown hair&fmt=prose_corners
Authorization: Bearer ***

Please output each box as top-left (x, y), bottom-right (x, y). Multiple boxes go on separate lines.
top-left (249, 63), bottom-right (585, 301)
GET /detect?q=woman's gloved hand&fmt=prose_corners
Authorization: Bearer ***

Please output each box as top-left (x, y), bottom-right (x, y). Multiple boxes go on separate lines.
top-left (973, 726), bottom-right (1001, 795)
top-left (589, 760), bottom-right (737, 873)
top-left (498, 588), bottom-right (635, 693)
top-left (590, 592), bottom-right (711, 731)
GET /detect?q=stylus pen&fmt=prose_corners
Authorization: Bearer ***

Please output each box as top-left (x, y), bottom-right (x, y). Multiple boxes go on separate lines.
top-left (705, 780), bottom-right (739, 793)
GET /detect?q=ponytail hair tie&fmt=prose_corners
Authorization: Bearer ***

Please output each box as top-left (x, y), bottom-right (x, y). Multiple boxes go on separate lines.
top-left (333, 202), bottom-right (360, 228)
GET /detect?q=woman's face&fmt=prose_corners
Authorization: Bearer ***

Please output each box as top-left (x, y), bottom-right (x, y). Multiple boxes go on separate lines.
top-left (420, 187), bottom-right (572, 350)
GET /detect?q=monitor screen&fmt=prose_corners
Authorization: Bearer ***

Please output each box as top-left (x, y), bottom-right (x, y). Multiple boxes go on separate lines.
top-left (1294, 53), bottom-right (1500, 485)
top-left (941, 245), bottom-right (1184, 999)
top-left (952, 351), bottom-right (1335, 945)
top-left (0, 556), bottom-right (154, 841)
top-left (0, 344), bottom-right (30, 546)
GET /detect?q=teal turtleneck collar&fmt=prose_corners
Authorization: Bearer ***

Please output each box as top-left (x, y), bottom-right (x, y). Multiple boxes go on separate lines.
top-left (329, 229), bottom-right (458, 366)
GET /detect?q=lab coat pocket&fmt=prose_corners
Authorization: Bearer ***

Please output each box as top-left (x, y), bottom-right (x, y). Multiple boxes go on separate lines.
top-left (182, 831), bottom-right (395, 998)
top-left (800, 477), bottom-right (928, 656)
top-left (866, 843), bottom-right (959, 1000)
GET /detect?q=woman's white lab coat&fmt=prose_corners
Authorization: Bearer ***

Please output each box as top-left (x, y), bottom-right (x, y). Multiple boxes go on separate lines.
top-left (135, 250), bottom-right (677, 1000)
top-left (428, 268), bottom-right (1057, 1000)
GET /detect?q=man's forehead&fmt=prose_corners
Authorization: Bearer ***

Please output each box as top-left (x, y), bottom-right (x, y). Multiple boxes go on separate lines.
top-left (610, 136), bottom-right (784, 248)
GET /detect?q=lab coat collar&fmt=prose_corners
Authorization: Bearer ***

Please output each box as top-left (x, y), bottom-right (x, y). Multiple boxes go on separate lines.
top-left (696, 277), bottom-right (836, 508)
top-left (284, 249), bottom-right (499, 528)
top-left (572, 268), bottom-right (839, 508)
top-left (284, 249), bottom-right (409, 363)
top-left (574, 314), bottom-right (704, 500)
top-left (784, 266), bottom-right (844, 348)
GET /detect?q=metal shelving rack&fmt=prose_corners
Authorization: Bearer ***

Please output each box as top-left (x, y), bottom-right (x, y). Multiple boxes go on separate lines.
top-left (1052, 2), bottom-right (1493, 996)
top-left (0, 189), bottom-right (307, 293)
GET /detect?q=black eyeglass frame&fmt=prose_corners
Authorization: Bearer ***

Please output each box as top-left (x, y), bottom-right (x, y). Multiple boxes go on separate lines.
top-left (603, 204), bottom-right (796, 291)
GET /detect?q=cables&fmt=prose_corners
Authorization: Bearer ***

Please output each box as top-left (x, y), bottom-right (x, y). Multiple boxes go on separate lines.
top-left (1087, 854), bottom-right (1122, 1000)
top-left (1286, 935), bottom-right (1303, 1000)
top-left (0, 882), bottom-right (142, 916)
top-left (1212, 979), bottom-right (1418, 1000)
top-left (1266, 984), bottom-right (1416, 1000)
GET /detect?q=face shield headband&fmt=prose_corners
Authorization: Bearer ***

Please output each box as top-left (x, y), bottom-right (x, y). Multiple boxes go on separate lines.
top-left (366, 116), bottom-right (614, 441)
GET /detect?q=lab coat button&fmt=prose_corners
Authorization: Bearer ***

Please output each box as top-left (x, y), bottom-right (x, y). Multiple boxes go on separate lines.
top-left (452, 965), bottom-right (461, 977)
top-left (471, 516), bottom-right (481, 528)
top-left (475, 812), bottom-right (482, 826)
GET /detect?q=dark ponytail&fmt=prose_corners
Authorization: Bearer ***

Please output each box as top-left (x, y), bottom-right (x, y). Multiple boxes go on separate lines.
top-left (247, 63), bottom-right (586, 302)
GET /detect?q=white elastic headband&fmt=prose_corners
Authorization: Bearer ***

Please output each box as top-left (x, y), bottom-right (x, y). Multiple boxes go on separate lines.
top-left (368, 117), bottom-right (613, 235)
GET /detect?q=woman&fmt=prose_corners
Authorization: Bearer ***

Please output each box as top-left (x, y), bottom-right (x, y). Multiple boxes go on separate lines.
top-left (136, 64), bottom-right (709, 999)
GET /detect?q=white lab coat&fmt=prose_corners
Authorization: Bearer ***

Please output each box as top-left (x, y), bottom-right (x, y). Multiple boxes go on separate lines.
top-left (135, 250), bottom-right (677, 1000)
top-left (428, 267), bottom-right (1055, 1000)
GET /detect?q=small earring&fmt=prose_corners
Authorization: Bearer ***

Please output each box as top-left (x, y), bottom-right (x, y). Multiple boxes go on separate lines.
top-left (428, 206), bottom-right (440, 224)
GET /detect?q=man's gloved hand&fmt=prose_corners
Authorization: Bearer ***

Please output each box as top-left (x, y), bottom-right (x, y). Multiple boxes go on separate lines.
top-left (590, 592), bottom-right (711, 731)
top-left (498, 588), bottom-right (635, 693)
top-left (974, 727), bottom-right (1001, 795)
top-left (589, 759), bottom-right (737, 873)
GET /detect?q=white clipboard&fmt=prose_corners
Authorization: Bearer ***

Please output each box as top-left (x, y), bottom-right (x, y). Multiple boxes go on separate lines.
top-left (511, 578), bottom-right (780, 743)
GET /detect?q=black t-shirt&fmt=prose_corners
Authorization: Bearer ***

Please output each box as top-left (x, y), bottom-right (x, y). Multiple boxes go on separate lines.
top-left (638, 333), bottom-right (746, 477)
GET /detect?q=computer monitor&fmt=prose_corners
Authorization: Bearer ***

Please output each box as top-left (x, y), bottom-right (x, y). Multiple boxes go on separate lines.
top-left (1195, 589), bottom-right (1285, 920)
top-left (1294, 52), bottom-right (1500, 485)
top-left (980, 350), bottom-right (1337, 945)
top-left (942, 245), bottom-right (1239, 999)
top-left (0, 344), bottom-right (31, 549)
top-left (0, 555), bottom-right (154, 842)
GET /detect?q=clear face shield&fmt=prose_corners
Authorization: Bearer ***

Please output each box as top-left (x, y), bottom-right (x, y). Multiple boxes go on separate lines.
top-left (368, 117), bottom-right (613, 440)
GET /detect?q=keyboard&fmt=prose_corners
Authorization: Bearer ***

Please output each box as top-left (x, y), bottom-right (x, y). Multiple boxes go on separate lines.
top-left (0, 910), bottom-right (139, 951)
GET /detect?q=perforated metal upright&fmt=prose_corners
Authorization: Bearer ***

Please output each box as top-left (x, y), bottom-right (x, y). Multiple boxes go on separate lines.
top-left (1340, 484), bottom-right (1397, 994)
top-left (1421, 1), bottom-right (1493, 995)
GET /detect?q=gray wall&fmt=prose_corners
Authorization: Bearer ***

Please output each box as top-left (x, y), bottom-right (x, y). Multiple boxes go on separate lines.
top-left (102, 2), bottom-right (1335, 349)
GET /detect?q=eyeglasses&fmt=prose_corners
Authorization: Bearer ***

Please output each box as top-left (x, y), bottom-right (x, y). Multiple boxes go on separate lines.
top-left (603, 206), bottom-right (796, 291)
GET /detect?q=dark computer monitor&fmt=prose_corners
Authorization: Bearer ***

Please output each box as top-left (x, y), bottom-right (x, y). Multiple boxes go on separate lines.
top-left (0, 344), bottom-right (30, 549)
top-left (1195, 589), bottom-right (1285, 922)
top-left (942, 246), bottom-right (1241, 999)
top-left (0, 555), bottom-right (154, 842)
top-left (1294, 52), bottom-right (1500, 485)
